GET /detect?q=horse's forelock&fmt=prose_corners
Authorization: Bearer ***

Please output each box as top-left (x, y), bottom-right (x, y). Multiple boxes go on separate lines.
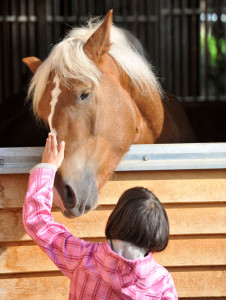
top-left (29, 17), bottom-right (162, 116)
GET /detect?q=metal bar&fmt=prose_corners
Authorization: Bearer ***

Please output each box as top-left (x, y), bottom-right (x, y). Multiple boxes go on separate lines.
top-left (15, 0), bottom-right (22, 92)
top-left (111, 0), bottom-right (115, 13)
top-left (204, 0), bottom-right (209, 101)
top-left (64, 0), bottom-right (68, 23)
top-left (0, 1), bottom-right (4, 102)
top-left (145, 0), bottom-right (150, 56)
top-left (51, 0), bottom-right (56, 43)
top-left (98, 0), bottom-right (104, 16)
top-left (149, 0), bottom-right (155, 61)
top-left (75, 0), bottom-right (81, 25)
top-left (153, 0), bottom-right (158, 67)
top-left (9, 0), bottom-right (14, 97)
top-left (86, 0), bottom-right (91, 15)
top-left (95, 0), bottom-right (100, 15)
top-left (169, 0), bottom-right (174, 91)
top-left (25, 0), bottom-right (30, 55)
top-left (122, 0), bottom-right (127, 29)
top-left (215, 0), bottom-right (220, 101)
top-left (180, 0), bottom-right (185, 100)
top-left (158, 0), bottom-right (162, 77)
top-left (103, 0), bottom-right (106, 14)
top-left (0, 143), bottom-right (226, 174)
top-left (134, 0), bottom-right (139, 35)
top-left (2, 0), bottom-right (11, 101)
top-left (187, 0), bottom-right (192, 98)
top-left (36, 0), bottom-right (47, 59)
top-left (191, 0), bottom-right (198, 101)
top-left (63, 0), bottom-right (69, 34)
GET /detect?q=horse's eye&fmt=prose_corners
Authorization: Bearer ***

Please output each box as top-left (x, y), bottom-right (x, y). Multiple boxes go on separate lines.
top-left (78, 89), bottom-right (92, 102)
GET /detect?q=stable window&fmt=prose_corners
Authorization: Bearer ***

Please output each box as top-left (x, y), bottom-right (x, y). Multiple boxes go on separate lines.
top-left (0, 0), bottom-right (226, 144)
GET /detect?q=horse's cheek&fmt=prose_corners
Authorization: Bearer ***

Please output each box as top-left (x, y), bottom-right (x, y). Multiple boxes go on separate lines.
top-left (37, 97), bottom-right (51, 123)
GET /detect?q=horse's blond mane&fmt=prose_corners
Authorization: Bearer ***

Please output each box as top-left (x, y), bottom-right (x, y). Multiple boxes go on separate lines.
top-left (28, 17), bottom-right (162, 115)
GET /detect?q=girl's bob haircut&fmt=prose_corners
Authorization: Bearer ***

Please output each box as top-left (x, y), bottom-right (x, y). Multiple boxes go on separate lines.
top-left (105, 187), bottom-right (169, 253)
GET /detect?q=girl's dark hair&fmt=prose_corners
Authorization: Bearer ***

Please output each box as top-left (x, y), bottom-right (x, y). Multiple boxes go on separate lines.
top-left (105, 187), bottom-right (169, 253)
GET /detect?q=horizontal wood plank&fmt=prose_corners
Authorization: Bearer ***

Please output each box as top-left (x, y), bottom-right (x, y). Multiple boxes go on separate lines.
top-left (0, 170), bottom-right (226, 209)
top-left (101, 170), bottom-right (226, 205)
top-left (0, 237), bottom-right (225, 274)
top-left (0, 273), bottom-right (70, 300)
top-left (0, 204), bottom-right (225, 242)
top-left (171, 267), bottom-right (226, 297)
top-left (0, 268), bottom-right (225, 299)
top-left (154, 236), bottom-right (226, 267)
top-left (0, 174), bottom-right (62, 209)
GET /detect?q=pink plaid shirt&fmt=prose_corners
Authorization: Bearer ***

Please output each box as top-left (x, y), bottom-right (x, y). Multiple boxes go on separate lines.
top-left (23, 167), bottom-right (178, 299)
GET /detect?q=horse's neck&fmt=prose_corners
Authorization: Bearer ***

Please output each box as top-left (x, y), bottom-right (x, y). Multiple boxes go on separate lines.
top-left (120, 73), bottom-right (165, 143)
top-left (134, 86), bottom-right (165, 143)
top-left (128, 84), bottom-right (196, 144)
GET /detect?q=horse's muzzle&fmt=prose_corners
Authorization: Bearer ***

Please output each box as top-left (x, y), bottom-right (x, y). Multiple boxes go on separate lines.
top-left (54, 170), bottom-right (98, 217)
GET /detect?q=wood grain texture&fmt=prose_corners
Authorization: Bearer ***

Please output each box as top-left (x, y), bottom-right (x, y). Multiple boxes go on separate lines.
top-left (0, 268), bottom-right (225, 299)
top-left (0, 169), bottom-right (226, 299)
top-left (0, 174), bottom-right (61, 209)
top-left (1, 236), bottom-right (225, 274)
top-left (100, 170), bottom-right (226, 205)
top-left (0, 204), bottom-right (226, 242)
top-left (1, 169), bottom-right (226, 208)
top-left (171, 267), bottom-right (226, 297)
top-left (154, 235), bottom-right (226, 267)
top-left (0, 273), bottom-right (70, 300)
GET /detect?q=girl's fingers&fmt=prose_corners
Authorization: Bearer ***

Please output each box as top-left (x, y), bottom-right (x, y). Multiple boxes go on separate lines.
top-left (46, 135), bottom-right (51, 152)
top-left (58, 141), bottom-right (65, 160)
top-left (55, 141), bottom-right (65, 168)
top-left (48, 133), bottom-right (57, 153)
top-left (50, 133), bottom-right (58, 152)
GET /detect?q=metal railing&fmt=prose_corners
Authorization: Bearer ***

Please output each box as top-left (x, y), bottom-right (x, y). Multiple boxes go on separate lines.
top-left (1, 143), bottom-right (226, 174)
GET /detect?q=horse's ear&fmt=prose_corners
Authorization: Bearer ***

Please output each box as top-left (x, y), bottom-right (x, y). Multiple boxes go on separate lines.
top-left (83, 9), bottom-right (113, 61)
top-left (22, 56), bottom-right (42, 74)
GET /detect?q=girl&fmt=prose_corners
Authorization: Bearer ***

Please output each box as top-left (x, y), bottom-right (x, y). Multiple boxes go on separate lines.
top-left (23, 133), bottom-right (178, 299)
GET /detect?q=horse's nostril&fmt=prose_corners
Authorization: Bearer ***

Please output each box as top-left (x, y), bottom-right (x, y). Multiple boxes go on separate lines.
top-left (64, 185), bottom-right (76, 208)
top-left (85, 205), bottom-right (91, 211)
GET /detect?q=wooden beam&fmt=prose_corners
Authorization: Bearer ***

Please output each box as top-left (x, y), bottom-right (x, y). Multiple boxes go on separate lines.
top-left (0, 205), bottom-right (225, 242)
top-left (1, 169), bottom-right (226, 209)
top-left (1, 237), bottom-right (225, 274)
top-left (0, 268), bottom-right (225, 298)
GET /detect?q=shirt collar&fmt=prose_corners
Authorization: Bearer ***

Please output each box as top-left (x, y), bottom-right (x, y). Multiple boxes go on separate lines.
top-left (110, 239), bottom-right (148, 260)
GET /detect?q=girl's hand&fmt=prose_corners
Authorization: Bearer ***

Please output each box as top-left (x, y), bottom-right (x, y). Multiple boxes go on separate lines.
top-left (41, 133), bottom-right (65, 169)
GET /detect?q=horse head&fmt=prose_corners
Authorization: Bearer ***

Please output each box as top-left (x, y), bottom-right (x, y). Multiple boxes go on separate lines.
top-left (23, 10), bottom-right (195, 217)
top-left (23, 11), bottom-right (140, 217)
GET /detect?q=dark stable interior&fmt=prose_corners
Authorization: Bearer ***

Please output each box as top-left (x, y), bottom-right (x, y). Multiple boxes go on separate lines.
top-left (0, 90), bottom-right (225, 147)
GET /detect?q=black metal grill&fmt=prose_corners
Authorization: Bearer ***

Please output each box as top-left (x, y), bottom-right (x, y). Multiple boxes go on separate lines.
top-left (0, 0), bottom-right (226, 104)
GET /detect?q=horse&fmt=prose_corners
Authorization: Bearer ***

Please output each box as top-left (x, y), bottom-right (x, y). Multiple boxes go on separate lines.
top-left (23, 10), bottom-right (196, 218)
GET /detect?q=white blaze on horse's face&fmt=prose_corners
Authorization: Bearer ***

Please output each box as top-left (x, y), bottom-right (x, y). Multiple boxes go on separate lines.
top-left (48, 75), bottom-right (61, 135)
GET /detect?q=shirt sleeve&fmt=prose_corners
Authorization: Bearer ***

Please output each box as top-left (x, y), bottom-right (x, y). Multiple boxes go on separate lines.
top-left (161, 272), bottom-right (178, 300)
top-left (23, 166), bottom-right (93, 279)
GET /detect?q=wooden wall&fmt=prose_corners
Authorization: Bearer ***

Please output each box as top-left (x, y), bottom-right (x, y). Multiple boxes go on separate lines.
top-left (0, 169), bottom-right (226, 299)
